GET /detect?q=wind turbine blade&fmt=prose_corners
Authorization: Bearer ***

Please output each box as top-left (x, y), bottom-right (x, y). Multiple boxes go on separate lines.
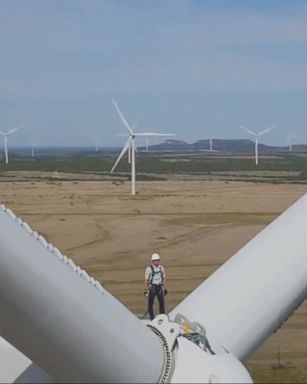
top-left (0, 130), bottom-right (5, 136)
top-left (289, 134), bottom-right (297, 139)
top-left (131, 116), bottom-right (140, 131)
top-left (134, 133), bottom-right (176, 137)
top-left (0, 207), bottom-right (164, 383)
top-left (258, 126), bottom-right (275, 136)
top-left (110, 139), bottom-right (130, 173)
top-left (111, 100), bottom-right (133, 135)
top-left (170, 193), bottom-right (307, 361)
top-left (239, 125), bottom-right (257, 137)
top-left (7, 123), bottom-right (26, 136)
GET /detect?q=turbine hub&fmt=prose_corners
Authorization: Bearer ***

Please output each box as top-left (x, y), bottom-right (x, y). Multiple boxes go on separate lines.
top-left (145, 314), bottom-right (253, 383)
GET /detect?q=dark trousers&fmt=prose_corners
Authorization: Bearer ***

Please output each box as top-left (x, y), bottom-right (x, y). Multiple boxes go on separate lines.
top-left (147, 284), bottom-right (165, 320)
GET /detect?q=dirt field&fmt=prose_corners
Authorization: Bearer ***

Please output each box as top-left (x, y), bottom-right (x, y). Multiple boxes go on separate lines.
top-left (1, 179), bottom-right (307, 379)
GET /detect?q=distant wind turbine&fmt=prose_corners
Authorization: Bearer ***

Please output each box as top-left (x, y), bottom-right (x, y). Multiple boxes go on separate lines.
top-left (240, 125), bottom-right (274, 166)
top-left (0, 124), bottom-right (26, 164)
top-left (208, 134), bottom-right (219, 152)
top-left (209, 137), bottom-right (213, 152)
top-left (287, 134), bottom-right (297, 151)
top-left (111, 100), bottom-right (175, 195)
top-left (142, 135), bottom-right (158, 152)
top-left (145, 136), bottom-right (150, 152)
top-left (94, 138), bottom-right (100, 152)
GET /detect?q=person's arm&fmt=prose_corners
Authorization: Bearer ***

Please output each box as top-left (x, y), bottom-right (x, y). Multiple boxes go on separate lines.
top-left (145, 267), bottom-right (150, 289)
top-left (162, 267), bottom-right (166, 289)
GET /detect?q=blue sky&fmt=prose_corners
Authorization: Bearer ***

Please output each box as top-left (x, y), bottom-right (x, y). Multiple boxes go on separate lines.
top-left (0, 0), bottom-right (307, 147)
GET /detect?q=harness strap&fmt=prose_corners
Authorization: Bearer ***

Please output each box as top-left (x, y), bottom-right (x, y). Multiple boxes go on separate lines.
top-left (149, 265), bottom-right (163, 285)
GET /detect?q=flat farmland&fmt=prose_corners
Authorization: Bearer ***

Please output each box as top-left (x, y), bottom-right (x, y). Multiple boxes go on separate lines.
top-left (1, 179), bottom-right (307, 382)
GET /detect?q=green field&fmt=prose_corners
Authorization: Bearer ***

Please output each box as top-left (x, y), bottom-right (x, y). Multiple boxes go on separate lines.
top-left (1, 151), bottom-right (307, 183)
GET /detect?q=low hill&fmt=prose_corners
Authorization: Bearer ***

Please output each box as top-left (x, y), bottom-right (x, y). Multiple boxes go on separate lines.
top-left (140, 139), bottom-right (307, 154)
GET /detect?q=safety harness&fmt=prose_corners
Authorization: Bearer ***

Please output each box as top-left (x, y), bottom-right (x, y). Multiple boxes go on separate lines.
top-left (149, 265), bottom-right (164, 285)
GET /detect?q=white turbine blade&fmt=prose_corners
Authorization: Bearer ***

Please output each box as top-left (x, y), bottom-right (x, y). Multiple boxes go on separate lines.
top-left (170, 193), bottom-right (307, 361)
top-left (0, 207), bottom-right (164, 383)
top-left (258, 126), bottom-right (275, 136)
top-left (7, 123), bottom-right (26, 136)
top-left (134, 132), bottom-right (176, 137)
top-left (0, 338), bottom-right (31, 383)
top-left (287, 134), bottom-right (297, 144)
top-left (111, 100), bottom-right (133, 135)
top-left (239, 125), bottom-right (257, 137)
top-left (0, 130), bottom-right (6, 136)
top-left (131, 116), bottom-right (140, 131)
top-left (110, 139), bottom-right (130, 173)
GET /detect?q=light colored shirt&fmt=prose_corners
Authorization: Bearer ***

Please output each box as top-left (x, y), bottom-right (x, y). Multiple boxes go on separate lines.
top-left (145, 264), bottom-right (166, 285)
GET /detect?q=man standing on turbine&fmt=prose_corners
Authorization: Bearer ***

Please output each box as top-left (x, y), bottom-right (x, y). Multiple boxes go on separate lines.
top-left (144, 253), bottom-right (167, 320)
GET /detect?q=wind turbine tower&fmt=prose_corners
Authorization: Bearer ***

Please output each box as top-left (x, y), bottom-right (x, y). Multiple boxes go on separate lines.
top-left (94, 138), bottom-right (101, 153)
top-left (0, 124), bottom-right (25, 164)
top-left (240, 125), bottom-right (274, 166)
top-left (209, 138), bottom-right (213, 152)
top-left (207, 132), bottom-right (219, 152)
top-left (111, 100), bottom-right (175, 195)
top-left (145, 136), bottom-right (150, 152)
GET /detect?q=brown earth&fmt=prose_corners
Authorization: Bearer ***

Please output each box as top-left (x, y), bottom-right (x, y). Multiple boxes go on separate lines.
top-left (1, 179), bottom-right (307, 374)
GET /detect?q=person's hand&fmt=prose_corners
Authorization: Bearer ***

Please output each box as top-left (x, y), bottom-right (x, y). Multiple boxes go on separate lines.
top-left (143, 289), bottom-right (148, 296)
top-left (164, 288), bottom-right (168, 296)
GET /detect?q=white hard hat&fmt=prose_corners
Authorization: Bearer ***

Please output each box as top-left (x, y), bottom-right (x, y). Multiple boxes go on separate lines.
top-left (151, 253), bottom-right (160, 261)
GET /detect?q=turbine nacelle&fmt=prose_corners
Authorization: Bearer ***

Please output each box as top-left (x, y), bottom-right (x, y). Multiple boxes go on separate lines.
top-left (145, 314), bottom-right (252, 383)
